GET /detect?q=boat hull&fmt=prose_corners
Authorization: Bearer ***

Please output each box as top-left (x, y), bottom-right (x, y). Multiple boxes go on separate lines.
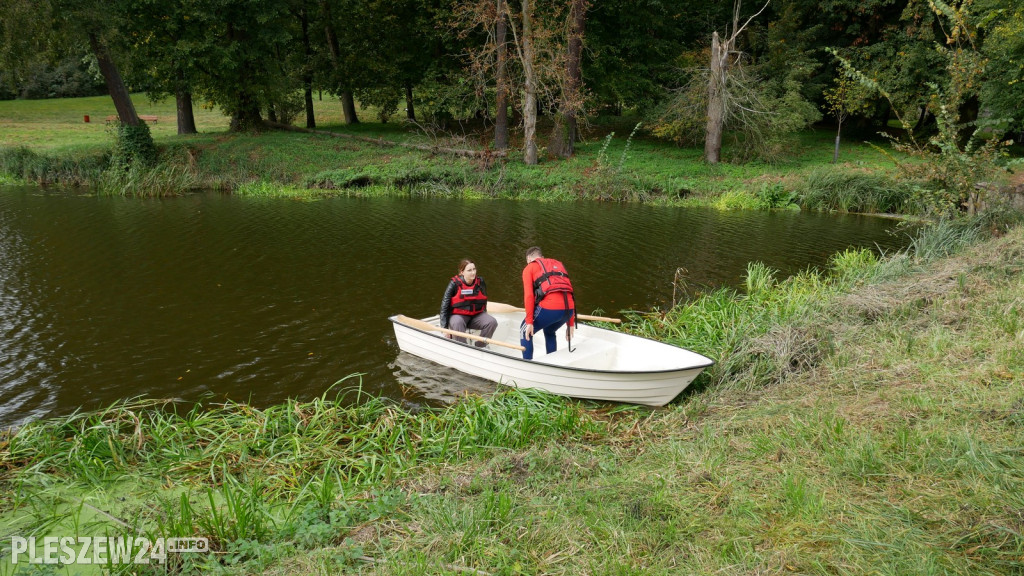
top-left (389, 312), bottom-right (713, 407)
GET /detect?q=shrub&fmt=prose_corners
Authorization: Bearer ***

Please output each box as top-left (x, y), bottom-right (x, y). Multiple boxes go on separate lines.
top-left (110, 121), bottom-right (158, 169)
top-left (755, 182), bottom-right (799, 209)
top-left (713, 189), bottom-right (761, 210)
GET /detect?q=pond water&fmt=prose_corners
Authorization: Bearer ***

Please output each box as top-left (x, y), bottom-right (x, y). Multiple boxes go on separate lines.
top-left (0, 188), bottom-right (912, 427)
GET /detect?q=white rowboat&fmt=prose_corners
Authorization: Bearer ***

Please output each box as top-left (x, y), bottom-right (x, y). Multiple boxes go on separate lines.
top-left (389, 309), bottom-right (713, 407)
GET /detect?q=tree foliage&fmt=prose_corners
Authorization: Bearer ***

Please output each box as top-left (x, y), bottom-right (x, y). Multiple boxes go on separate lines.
top-left (1, 0), bottom-right (1022, 169)
top-left (977, 0), bottom-right (1024, 138)
top-left (832, 0), bottom-right (1015, 216)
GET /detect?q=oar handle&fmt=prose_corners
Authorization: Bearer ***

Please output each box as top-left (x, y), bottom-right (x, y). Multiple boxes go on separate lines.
top-left (487, 302), bottom-right (621, 324)
top-left (577, 314), bottom-right (621, 324)
top-left (394, 315), bottom-right (525, 351)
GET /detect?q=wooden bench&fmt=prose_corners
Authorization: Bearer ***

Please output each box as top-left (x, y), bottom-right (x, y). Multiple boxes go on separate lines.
top-left (105, 114), bottom-right (159, 124)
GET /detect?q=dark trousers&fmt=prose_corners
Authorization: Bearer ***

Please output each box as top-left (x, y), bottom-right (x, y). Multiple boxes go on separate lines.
top-left (520, 307), bottom-right (572, 360)
top-left (449, 312), bottom-right (498, 347)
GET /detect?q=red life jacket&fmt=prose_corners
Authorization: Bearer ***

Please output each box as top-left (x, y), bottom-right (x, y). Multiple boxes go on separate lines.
top-left (531, 258), bottom-right (573, 302)
top-left (450, 276), bottom-right (487, 316)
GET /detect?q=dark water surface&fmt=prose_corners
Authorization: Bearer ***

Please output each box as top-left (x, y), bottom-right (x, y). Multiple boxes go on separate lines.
top-left (0, 188), bottom-right (911, 427)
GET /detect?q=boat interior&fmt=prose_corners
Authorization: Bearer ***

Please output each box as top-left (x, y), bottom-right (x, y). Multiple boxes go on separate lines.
top-left (415, 311), bottom-right (709, 372)
top-left (435, 312), bottom-right (622, 370)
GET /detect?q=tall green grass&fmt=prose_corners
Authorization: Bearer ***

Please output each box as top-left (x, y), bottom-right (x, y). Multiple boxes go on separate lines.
top-left (4, 387), bottom-right (600, 488)
top-left (0, 146), bottom-right (107, 187)
top-left (798, 167), bottom-right (916, 213)
top-left (0, 385), bottom-right (605, 568)
top-left (96, 163), bottom-right (201, 197)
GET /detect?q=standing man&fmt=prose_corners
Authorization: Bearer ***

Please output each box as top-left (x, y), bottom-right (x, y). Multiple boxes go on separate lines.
top-left (520, 246), bottom-right (576, 359)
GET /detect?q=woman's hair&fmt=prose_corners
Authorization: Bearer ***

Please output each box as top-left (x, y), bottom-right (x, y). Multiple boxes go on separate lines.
top-left (458, 259), bottom-right (475, 273)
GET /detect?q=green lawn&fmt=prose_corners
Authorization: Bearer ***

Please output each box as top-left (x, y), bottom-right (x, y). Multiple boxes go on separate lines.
top-left (0, 94), bottom-right (920, 207)
top-left (0, 94), bottom-right (364, 153)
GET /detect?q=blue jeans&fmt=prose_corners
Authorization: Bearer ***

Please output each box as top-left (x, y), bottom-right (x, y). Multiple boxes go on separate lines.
top-left (521, 307), bottom-right (573, 360)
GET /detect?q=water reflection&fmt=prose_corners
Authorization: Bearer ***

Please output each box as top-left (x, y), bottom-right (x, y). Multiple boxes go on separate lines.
top-left (390, 352), bottom-right (499, 404)
top-left (0, 189), bottom-right (911, 427)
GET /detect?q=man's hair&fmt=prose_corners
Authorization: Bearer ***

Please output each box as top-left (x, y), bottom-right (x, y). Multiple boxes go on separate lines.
top-left (525, 246), bottom-right (543, 259)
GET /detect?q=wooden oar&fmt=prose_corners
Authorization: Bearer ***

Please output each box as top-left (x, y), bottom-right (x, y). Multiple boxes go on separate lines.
top-left (394, 315), bottom-right (525, 351)
top-left (486, 302), bottom-right (622, 324)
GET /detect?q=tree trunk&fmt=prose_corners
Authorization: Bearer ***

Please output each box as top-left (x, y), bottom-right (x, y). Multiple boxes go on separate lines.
top-left (300, 5), bottom-right (316, 128)
top-left (704, 31), bottom-right (726, 164)
top-left (175, 88), bottom-right (198, 135)
top-left (304, 86), bottom-right (316, 129)
top-left (562, 0), bottom-right (586, 157)
top-left (223, 21), bottom-right (263, 132)
top-left (494, 0), bottom-right (509, 150)
top-left (912, 106), bottom-right (927, 132)
top-left (405, 81), bottom-right (416, 121)
top-left (341, 91), bottom-right (359, 124)
top-left (521, 0), bottom-right (538, 165)
top-left (230, 92), bottom-right (263, 132)
top-left (88, 32), bottom-right (139, 126)
top-left (833, 129), bottom-right (841, 164)
top-left (320, 0), bottom-right (356, 125)
top-left (548, 119), bottom-right (567, 158)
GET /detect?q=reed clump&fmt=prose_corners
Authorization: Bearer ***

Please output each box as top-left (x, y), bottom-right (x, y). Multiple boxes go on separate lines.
top-left (95, 162), bottom-right (201, 197)
top-left (0, 146), bottom-right (107, 187)
top-left (797, 167), bottom-right (916, 214)
top-left (3, 386), bottom-right (602, 487)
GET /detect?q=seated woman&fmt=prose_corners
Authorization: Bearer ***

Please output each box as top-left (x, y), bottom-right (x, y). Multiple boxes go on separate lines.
top-left (439, 259), bottom-right (498, 347)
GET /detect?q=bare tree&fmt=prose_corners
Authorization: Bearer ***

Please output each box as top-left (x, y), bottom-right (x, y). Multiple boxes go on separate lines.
top-left (494, 0), bottom-right (509, 149)
top-left (705, 0), bottom-right (770, 164)
top-left (515, 0), bottom-right (539, 164)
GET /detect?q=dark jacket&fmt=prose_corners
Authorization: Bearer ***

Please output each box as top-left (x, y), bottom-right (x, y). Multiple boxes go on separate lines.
top-left (440, 276), bottom-right (489, 328)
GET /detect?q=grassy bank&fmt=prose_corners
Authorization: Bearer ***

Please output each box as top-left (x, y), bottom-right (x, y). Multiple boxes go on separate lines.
top-left (0, 95), bottom-right (918, 207)
top-left (2, 218), bottom-right (1022, 575)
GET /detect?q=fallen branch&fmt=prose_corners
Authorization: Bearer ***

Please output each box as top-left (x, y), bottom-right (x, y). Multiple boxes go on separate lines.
top-left (264, 121), bottom-right (506, 160)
